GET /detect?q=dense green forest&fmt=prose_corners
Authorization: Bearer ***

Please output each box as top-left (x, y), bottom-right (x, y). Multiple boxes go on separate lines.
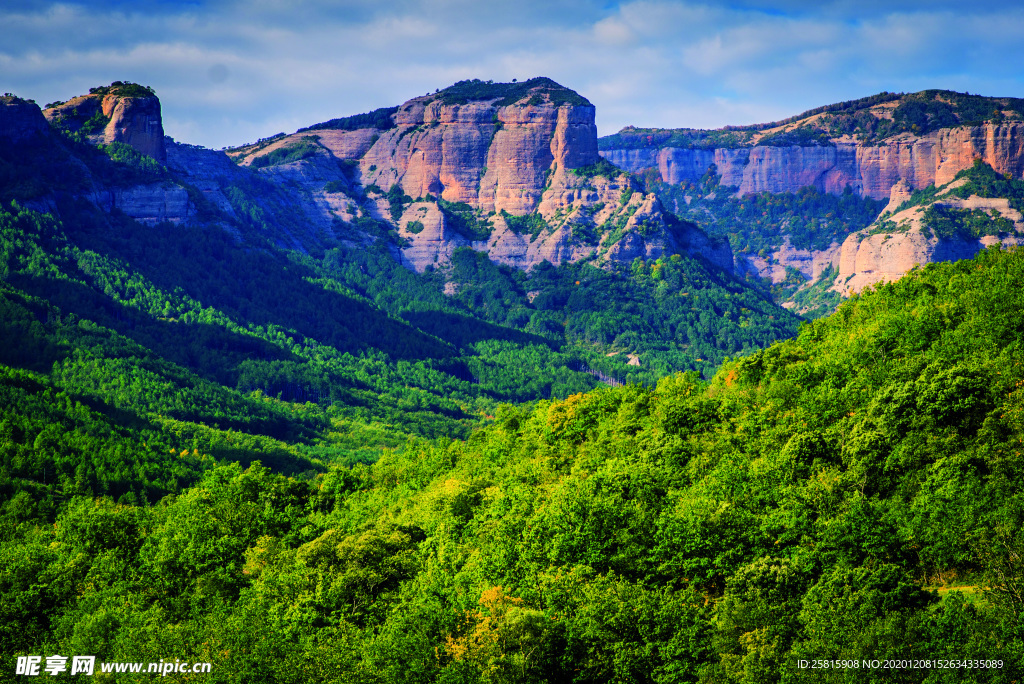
top-left (4, 242), bottom-right (1023, 682)
top-left (632, 164), bottom-right (885, 315)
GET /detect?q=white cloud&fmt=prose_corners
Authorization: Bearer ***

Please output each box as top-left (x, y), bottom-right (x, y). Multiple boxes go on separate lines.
top-left (0, 1), bottom-right (1021, 147)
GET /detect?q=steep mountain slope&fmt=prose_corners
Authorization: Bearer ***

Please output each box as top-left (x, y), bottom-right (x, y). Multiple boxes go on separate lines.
top-left (601, 90), bottom-right (1024, 306)
top-left (834, 160), bottom-right (1024, 294)
top-left (227, 78), bottom-right (734, 274)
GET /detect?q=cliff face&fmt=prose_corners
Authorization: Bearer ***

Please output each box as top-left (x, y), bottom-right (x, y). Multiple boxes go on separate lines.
top-left (0, 96), bottom-right (48, 142)
top-left (602, 123), bottom-right (1024, 201)
top-left (44, 84), bottom-right (166, 162)
top-left (391, 174), bottom-right (733, 273)
top-left (233, 79), bottom-right (732, 274)
top-left (90, 184), bottom-right (191, 225)
top-left (833, 177), bottom-right (1024, 295)
top-left (833, 229), bottom-right (1024, 295)
top-left (240, 90), bottom-right (601, 215)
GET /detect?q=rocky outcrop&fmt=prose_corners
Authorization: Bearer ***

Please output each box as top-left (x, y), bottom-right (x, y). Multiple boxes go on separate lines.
top-left (101, 92), bottom-right (165, 162)
top-left (233, 79), bottom-right (732, 274)
top-left (0, 96), bottom-right (48, 142)
top-left (736, 239), bottom-right (843, 285)
top-left (601, 123), bottom-right (1024, 201)
top-left (398, 202), bottom-right (466, 269)
top-left (883, 179), bottom-right (913, 213)
top-left (393, 169), bottom-right (732, 274)
top-left (832, 229), bottom-right (1024, 295)
top-left (44, 84), bottom-right (166, 162)
top-left (90, 184), bottom-right (191, 225)
top-left (834, 193), bottom-right (1024, 295)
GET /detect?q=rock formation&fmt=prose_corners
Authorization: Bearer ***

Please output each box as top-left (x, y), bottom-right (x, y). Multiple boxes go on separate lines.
top-left (3, 84), bottom-right (189, 225)
top-left (43, 83), bottom-right (166, 162)
top-left (231, 78), bottom-right (733, 274)
top-left (600, 91), bottom-right (1024, 305)
top-left (601, 123), bottom-right (1024, 201)
top-left (834, 179), bottom-right (1024, 295)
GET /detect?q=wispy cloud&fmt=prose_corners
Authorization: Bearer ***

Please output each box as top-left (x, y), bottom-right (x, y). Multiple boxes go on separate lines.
top-left (1, 0), bottom-right (1022, 148)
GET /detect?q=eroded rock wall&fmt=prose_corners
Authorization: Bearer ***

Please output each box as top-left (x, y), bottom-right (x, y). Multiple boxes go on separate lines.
top-left (44, 90), bottom-right (166, 162)
top-left (602, 123), bottom-right (1024, 200)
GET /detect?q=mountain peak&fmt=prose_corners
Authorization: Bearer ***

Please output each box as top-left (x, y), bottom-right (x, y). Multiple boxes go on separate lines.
top-left (43, 81), bottom-right (165, 162)
top-left (429, 77), bottom-right (592, 107)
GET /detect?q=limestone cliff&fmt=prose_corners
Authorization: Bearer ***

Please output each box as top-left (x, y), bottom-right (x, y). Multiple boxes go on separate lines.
top-left (602, 123), bottom-right (1024, 201)
top-left (601, 91), bottom-right (1024, 201)
top-left (89, 184), bottom-right (191, 225)
top-left (833, 166), bottom-right (1024, 295)
top-left (235, 78), bottom-right (600, 214)
top-left (230, 78), bottom-right (733, 274)
top-left (43, 82), bottom-right (166, 162)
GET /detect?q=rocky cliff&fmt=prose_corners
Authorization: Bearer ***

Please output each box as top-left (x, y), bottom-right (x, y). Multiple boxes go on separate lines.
top-left (833, 165), bottom-right (1024, 295)
top-left (230, 78), bottom-right (733, 274)
top-left (43, 82), bottom-right (166, 162)
top-left (601, 123), bottom-right (1024, 201)
top-left (0, 83), bottom-right (189, 226)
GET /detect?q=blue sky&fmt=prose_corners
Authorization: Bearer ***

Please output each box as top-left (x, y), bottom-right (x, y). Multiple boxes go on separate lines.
top-left (2, 0), bottom-right (1022, 149)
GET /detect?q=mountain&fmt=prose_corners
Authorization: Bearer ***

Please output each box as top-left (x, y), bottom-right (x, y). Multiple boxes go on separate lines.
top-left (0, 77), bottom-right (801, 474)
top-left (835, 160), bottom-right (1024, 294)
top-left (226, 77), bottom-right (733, 274)
top-left (43, 81), bottom-right (166, 162)
top-left (3, 78), bottom-right (1024, 683)
top-left (600, 90), bottom-right (1024, 308)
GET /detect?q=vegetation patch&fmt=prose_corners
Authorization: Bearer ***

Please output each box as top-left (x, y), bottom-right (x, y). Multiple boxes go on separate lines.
top-left (434, 77), bottom-right (591, 108)
top-left (87, 81), bottom-right (157, 99)
top-left (249, 137), bottom-right (323, 168)
top-left (298, 106), bottom-right (399, 133)
top-left (500, 209), bottom-right (548, 241)
top-left (569, 157), bottom-right (622, 180)
top-left (434, 199), bottom-right (492, 241)
top-left (646, 165), bottom-right (886, 253)
top-left (921, 205), bottom-right (1015, 241)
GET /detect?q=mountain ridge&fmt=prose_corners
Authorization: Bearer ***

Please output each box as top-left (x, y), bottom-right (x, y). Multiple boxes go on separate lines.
top-left (600, 89), bottom-right (1024, 305)
top-left (218, 77), bottom-right (734, 274)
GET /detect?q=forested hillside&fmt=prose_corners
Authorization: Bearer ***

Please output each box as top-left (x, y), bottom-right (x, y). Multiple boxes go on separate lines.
top-left (0, 82), bottom-right (804, 517)
top-left (4, 242), bottom-right (1023, 682)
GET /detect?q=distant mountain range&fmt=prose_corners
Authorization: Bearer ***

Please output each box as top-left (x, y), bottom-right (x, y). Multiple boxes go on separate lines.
top-left (598, 89), bottom-right (1024, 307)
